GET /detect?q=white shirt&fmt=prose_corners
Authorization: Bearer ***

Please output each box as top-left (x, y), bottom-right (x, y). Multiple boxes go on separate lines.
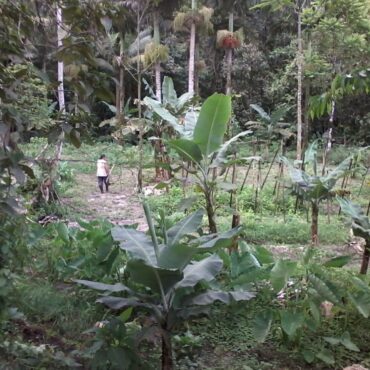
top-left (96, 159), bottom-right (108, 177)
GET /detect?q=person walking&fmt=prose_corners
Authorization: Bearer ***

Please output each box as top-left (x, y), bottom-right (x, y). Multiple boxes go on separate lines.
top-left (96, 154), bottom-right (110, 193)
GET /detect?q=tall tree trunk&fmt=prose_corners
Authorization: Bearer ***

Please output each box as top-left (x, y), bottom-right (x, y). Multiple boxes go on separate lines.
top-left (137, 9), bottom-right (143, 193)
top-left (225, 11), bottom-right (234, 96)
top-left (303, 81), bottom-right (310, 150)
top-left (188, 0), bottom-right (197, 95)
top-left (56, 6), bottom-right (65, 161)
top-left (296, 10), bottom-right (303, 160)
top-left (311, 201), bottom-right (319, 245)
top-left (360, 240), bottom-right (370, 275)
top-left (194, 41), bottom-right (200, 95)
top-left (116, 33), bottom-right (125, 123)
top-left (153, 10), bottom-right (161, 102)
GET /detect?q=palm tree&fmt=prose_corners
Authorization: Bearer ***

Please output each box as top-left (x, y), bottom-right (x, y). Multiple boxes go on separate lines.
top-left (174, 1), bottom-right (213, 95)
top-left (56, 5), bottom-right (65, 161)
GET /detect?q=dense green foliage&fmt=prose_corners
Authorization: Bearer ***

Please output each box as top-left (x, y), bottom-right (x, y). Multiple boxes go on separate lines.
top-left (1, 0), bottom-right (370, 369)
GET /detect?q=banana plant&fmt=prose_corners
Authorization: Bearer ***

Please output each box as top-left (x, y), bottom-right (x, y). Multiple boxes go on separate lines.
top-left (143, 76), bottom-right (196, 138)
top-left (76, 205), bottom-right (254, 370)
top-left (168, 93), bottom-right (251, 233)
top-left (143, 76), bottom-right (196, 180)
top-left (337, 197), bottom-right (370, 274)
top-left (282, 141), bottom-right (352, 244)
top-left (248, 104), bottom-right (293, 155)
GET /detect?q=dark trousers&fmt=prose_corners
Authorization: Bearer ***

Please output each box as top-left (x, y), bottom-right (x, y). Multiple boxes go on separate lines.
top-left (97, 176), bottom-right (109, 193)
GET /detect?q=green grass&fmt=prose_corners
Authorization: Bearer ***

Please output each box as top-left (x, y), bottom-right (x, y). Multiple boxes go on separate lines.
top-left (14, 279), bottom-right (102, 338)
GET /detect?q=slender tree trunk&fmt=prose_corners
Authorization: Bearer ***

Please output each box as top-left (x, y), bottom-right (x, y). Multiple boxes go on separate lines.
top-left (153, 10), bottom-right (161, 102)
top-left (137, 10), bottom-right (143, 193)
top-left (296, 10), bottom-right (303, 160)
top-left (360, 240), bottom-right (370, 275)
top-left (303, 81), bottom-right (310, 150)
top-left (225, 11), bottom-right (234, 96)
top-left (311, 201), bottom-right (319, 245)
top-left (194, 41), bottom-right (200, 95)
top-left (188, 0), bottom-right (197, 95)
top-left (56, 6), bottom-right (65, 161)
top-left (116, 34), bottom-right (125, 123)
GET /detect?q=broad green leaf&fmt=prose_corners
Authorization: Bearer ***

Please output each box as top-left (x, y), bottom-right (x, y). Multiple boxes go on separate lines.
top-left (254, 246), bottom-right (274, 264)
top-left (337, 197), bottom-right (370, 236)
top-left (119, 307), bottom-right (133, 323)
top-left (309, 300), bottom-right (321, 324)
top-left (188, 290), bottom-right (255, 305)
top-left (97, 296), bottom-right (156, 311)
top-left (213, 130), bottom-right (252, 166)
top-left (176, 254), bottom-right (223, 288)
top-left (158, 244), bottom-right (196, 270)
top-left (316, 348), bottom-right (335, 365)
top-left (144, 97), bottom-right (184, 135)
top-left (162, 76), bottom-right (177, 107)
top-left (196, 226), bottom-right (244, 250)
top-left (168, 139), bottom-right (202, 164)
top-left (183, 109), bottom-right (198, 139)
top-left (323, 336), bottom-right (340, 345)
top-left (302, 350), bottom-right (315, 364)
top-left (193, 93), bottom-right (231, 157)
top-left (55, 222), bottom-right (69, 243)
top-left (323, 255), bottom-right (352, 268)
top-left (75, 280), bottom-right (131, 293)
top-left (304, 139), bottom-right (319, 166)
top-left (177, 92), bottom-right (194, 111)
top-left (167, 209), bottom-right (204, 247)
top-left (127, 259), bottom-right (183, 294)
top-left (270, 259), bottom-right (297, 292)
top-left (112, 226), bottom-right (157, 266)
top-left (348, 292), bottom-right (370, 318)
top-left (340, 331), bottom-right (360, 352)
top-left (309, 275), bottom-right (341, 305)
top-left (250, 104), bottom-right (270, 123)
top-left (323, 156), bottom-right (352, 184)
top-left (280, 310), bottom-right (304, 337)
top-left (253, 310), bottom-right (273, 342)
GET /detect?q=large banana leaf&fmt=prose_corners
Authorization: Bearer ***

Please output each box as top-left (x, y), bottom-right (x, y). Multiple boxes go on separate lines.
top-left (143, 96), bottom-right (184, 135)
top-left (112, 226), bottom-right (157, 265)
top-left (337, 197), bottom-right (370, 239)
top-left (212, 130), bottom-right (252, 166)
top-left (304, 139), bottom-right (319, 166)
top-left (162, 76), bottom-right (177, 107)
top-left (193, 225), bottom-right (244, 250)
top-left (183, 109), bottom-right (198, 139)
top-left (176, 92), bottom-right (193, 111)
top-left (158, 244), bottom-right (197, 270)
top-left (250, 103), bottom-right (270, 124)
top-left (187, 290), bottom-right (255, 305)
top-left (322, 156), bottom-right (352, 185)
top-left (176, 254), bottom-right (223, 288)
top-left (167, 209), bottom-right (204, 247)
top-left (168, 138), bottom-right (203, 164)
top-left (96, 296), bottom-right (159, 312)
top-left (193, 93), bottom-right (231, 157)
top-left (127, 259), bottom-right (183, 294)
top-left (75, 280), bottom-right (132, 293)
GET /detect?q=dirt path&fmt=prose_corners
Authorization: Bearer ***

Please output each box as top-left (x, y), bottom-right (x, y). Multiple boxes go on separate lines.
top-left (63, 172), bottom-right (148, 230)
